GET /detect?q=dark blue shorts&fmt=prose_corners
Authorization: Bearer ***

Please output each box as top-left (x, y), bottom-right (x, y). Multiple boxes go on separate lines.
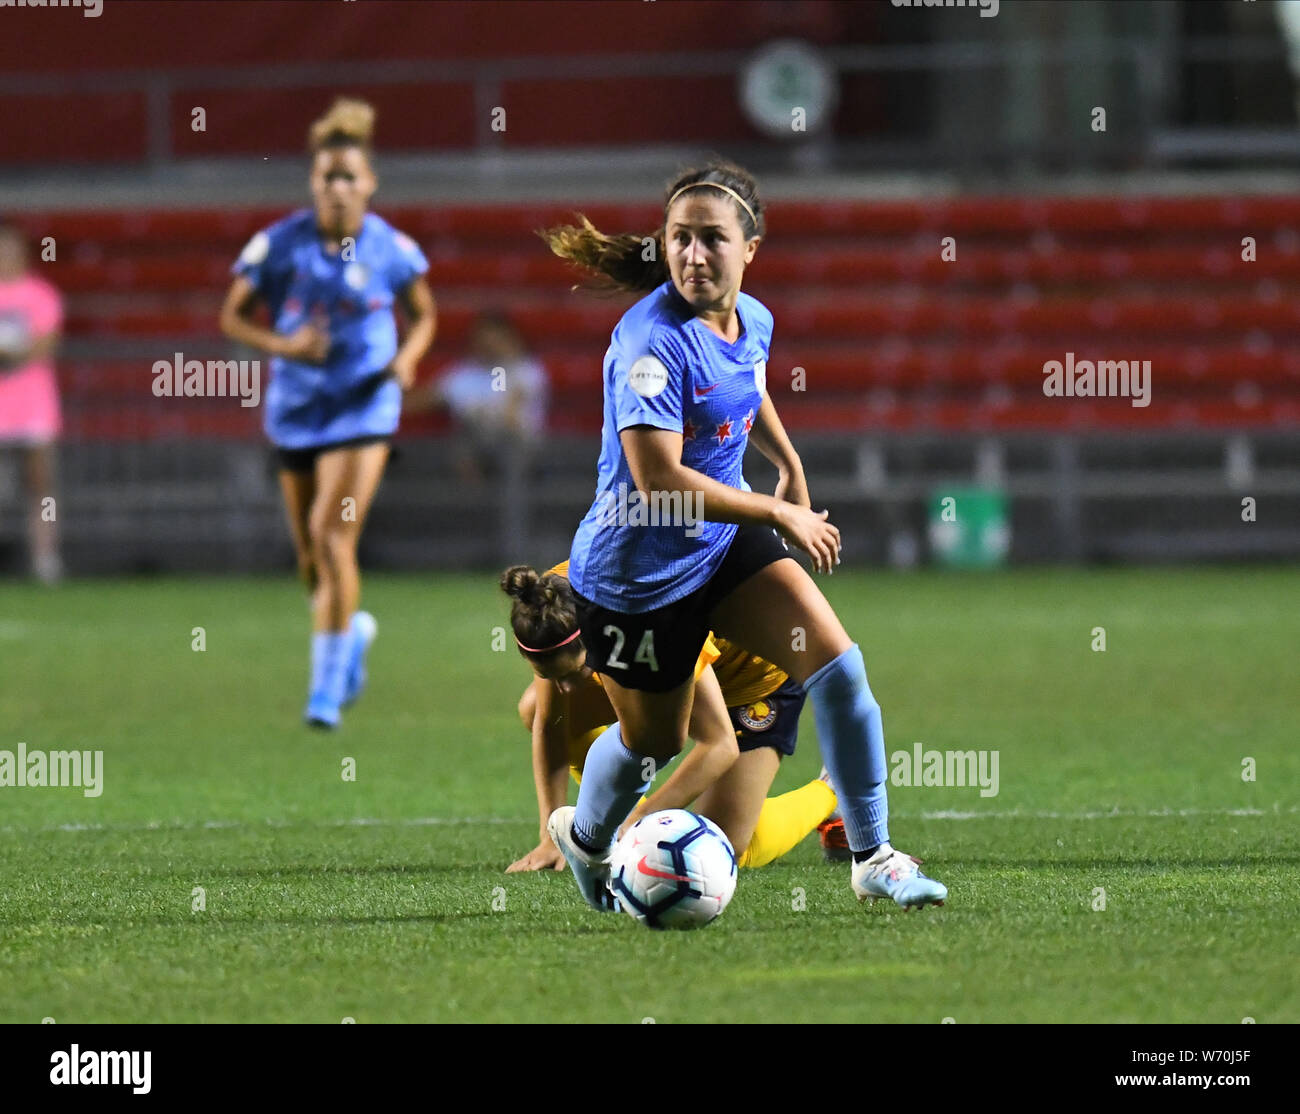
top-left (574, 525), bottom-right (794, 693)
top-left (731, 677), bottom-right (805, 757)
top-left (275, 434), bottom-right (391, 474)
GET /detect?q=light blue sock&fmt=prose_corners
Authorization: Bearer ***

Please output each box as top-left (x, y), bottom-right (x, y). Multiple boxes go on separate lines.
top-left (310, 632), bottom-right (330, 696)
top-left (343, 611), bottom-right (361, 679)
top-left (803, 643), bottom-right (890, 853)
top-left (323, 630), bottom-right (353, 707)
top-left (341, 613), bottom-right (362, 702)
top-left (571, 723), bottom-right (653, 852)
top-left (310, 631), bottom-right (351, 707)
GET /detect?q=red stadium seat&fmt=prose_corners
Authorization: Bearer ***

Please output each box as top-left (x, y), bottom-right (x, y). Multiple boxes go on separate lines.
top-left (33, 196), bottom-right (1300, 439)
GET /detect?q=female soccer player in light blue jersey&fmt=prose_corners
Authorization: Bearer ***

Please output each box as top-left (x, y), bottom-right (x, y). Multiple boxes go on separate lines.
top-left (540, 161), bottom-right (947, 912)
top-left (220, 98), bottom-right (436, 729)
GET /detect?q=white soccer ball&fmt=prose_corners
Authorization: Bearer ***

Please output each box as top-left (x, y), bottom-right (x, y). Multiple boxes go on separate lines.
top-left (608, 809), bottom-right (738, 929)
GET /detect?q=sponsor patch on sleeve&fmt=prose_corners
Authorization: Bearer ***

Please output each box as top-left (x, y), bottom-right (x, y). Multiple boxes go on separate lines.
top-left (239, 231), bottom-right (270, 266)
top-left (627, 355), bottom-right (669, 398)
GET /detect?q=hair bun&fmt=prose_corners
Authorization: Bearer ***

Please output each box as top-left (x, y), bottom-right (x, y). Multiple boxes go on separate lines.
top-left (500, 565), bottom-right (540, 604)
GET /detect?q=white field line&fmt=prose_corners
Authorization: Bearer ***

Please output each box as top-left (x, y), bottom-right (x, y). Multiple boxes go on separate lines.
top-left (914, 805), bottom-right (1298, 820)
top-left (2, 803), bottom-right (1295, 837)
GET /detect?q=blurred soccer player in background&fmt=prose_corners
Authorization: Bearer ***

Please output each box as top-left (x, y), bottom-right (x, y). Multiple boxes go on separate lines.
top-left (0, 222), bottom-right (64, 584)
top-left (219, 97), bottom-right (436, 728)
top-left (408, 310), bottom-right (549, 484)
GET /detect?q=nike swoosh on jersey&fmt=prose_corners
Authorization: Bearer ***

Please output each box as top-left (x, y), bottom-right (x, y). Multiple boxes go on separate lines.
top-left (693, 383), bottom-right (719, 399)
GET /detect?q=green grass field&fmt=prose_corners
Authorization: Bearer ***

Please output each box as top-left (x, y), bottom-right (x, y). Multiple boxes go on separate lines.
top-left (1, 567), bottom-right (1296, 1023)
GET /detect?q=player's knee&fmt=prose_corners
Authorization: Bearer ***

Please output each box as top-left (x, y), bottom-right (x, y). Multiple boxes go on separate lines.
top-left (306, 514), bottom-right (330, 559)
top-left (625, 729), bottom-right (685, 764)
top-left (803, 641), bottom-right (873, 694)
top-left (726, 820), bottom-right (757, 859)
top-left (308, 519), bottom-right (356, 571)
top-left (696, 794), bottom-right (748, 855)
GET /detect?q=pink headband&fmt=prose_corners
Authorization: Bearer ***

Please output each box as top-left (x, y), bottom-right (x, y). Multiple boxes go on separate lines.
top-left (515, 628), bottom-right (582, 654)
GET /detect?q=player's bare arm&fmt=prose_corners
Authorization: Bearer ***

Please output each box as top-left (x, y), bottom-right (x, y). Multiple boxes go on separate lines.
top-left (218, 275), bottom-right (329, 363)
top-left (620, 425), bottom-right (839, 572)
top-left (388, 275), bottom-right (437, 390)
top-left (748, 393), bottom-right (811, 508)
top-left (506, 677), bottom-right (571, 873)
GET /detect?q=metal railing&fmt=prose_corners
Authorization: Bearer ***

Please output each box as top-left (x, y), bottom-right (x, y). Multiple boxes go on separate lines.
top-left (6, 427), bottom-right (1298, 576)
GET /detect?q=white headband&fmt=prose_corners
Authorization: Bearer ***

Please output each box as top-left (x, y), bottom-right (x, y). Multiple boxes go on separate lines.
top-left (666, 182), bottom-right (758, 228)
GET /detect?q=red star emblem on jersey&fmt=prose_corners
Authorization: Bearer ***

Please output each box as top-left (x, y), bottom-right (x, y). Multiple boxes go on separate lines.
top-left (682, 419), bottom-right (698, 441)
top-left (742, 409), bottom-right (754, 434)
top-left (714, 419), bottom-right (733, 444)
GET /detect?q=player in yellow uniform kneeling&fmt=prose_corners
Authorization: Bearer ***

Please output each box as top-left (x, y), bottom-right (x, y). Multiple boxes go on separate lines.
top-left (501, 562), bottom-right (847, 872)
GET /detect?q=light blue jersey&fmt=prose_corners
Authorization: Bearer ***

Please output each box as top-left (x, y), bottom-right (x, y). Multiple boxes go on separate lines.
top-left (569, 280), bottom-right (772, 612)
top-left (232, 209), bottom-right (429, 449)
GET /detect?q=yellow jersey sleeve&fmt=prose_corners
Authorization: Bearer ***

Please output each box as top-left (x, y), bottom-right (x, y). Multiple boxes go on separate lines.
top-left (693, 634), bottom-right (722, 683)
top-left (710, 635), bottom-right (788, 708)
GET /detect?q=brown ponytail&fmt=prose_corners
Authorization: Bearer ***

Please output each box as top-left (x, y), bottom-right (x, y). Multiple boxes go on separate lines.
top-left (538, 213), bottom-right (668, 296)
top-left (538, 158), bottom-right (765, 296)
top-left (499, 565), bottom-right (580, 656)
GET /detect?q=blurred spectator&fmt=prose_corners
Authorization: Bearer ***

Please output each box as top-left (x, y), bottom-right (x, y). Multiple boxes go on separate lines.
top-left (0, 223), bottom-right (64, 583)
top-left (411, 310), bottom-right (549, 483)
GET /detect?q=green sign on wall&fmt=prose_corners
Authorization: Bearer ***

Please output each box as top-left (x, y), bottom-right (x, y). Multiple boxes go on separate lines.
top-left (928, 487), bottom-right (1010, 568)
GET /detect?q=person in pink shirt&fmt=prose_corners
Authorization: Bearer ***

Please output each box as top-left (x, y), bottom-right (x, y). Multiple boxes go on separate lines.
top-left (0, 222), bottom-right (64, 583)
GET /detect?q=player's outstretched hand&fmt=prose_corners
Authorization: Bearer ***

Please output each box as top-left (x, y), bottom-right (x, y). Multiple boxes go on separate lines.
top-left (773, 503), bottom-right (841, 574)
top-left (506, 837), bottom-right (567, 873)
top-left (278, 324), bottom-right (330, 364)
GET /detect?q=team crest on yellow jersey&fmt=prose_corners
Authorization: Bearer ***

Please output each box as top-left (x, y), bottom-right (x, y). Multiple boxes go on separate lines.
top-left (738, 698), bottom-right (777, 732)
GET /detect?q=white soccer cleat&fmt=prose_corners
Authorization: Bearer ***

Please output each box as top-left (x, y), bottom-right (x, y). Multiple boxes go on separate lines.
top-left (546, 806), bottom-right (620, 913)
top-left (851, 843), bottom-right (948, 911)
